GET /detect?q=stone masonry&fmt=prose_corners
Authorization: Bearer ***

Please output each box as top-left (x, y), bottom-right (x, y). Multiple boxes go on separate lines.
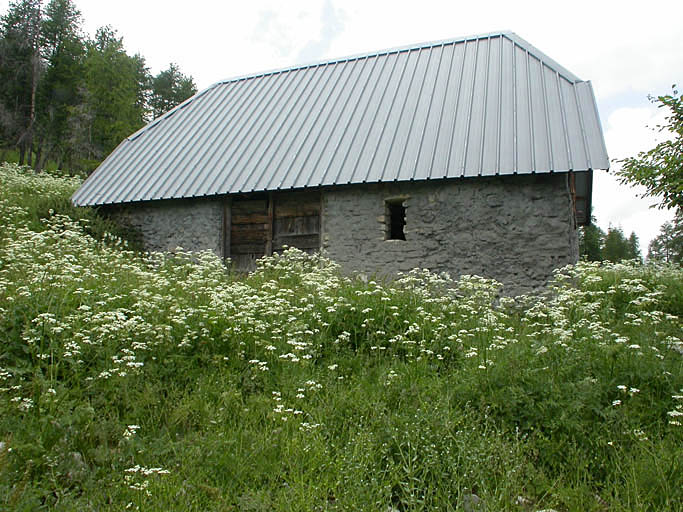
top-left (107, 198), bottom-right (223, 255)
top-left (321, 173), bottom-right (578, 295)
top-left (108, 173), bottom-right (579, 296)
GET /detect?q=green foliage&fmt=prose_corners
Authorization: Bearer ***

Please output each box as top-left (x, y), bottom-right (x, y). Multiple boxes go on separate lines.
top-left (0, 2), bottom-right (196, 173)
top-left (616, 86), bottom-right (683, 213)
top-left (82, 26), bottom-right (147, 159)
top-left (628, 231), bottom-right (641, 261)
top-left (0, 164), bottom-right (681, 510)
top-left (0, 0), bottom-right (43, 164)
top-left (150, 63), bottom-right (197, 119)
top-left (35, 0), bottom-right (85, 171)
top-left (579, 215), bottom-right (605, 261)
top-left (579, 214), bottom-right (641, 263)
top-left (603, 225), bottom-right (641, 263)
top-left (648, 210), bottom-right (683, 265)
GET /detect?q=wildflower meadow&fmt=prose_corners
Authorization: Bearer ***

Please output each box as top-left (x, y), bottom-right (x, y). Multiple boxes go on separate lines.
top-left (0, 163), bottom-right (681, 511)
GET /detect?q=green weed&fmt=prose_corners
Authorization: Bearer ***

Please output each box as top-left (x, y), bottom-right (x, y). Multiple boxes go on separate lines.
top-left (0, 162), bottom-right (681, 510)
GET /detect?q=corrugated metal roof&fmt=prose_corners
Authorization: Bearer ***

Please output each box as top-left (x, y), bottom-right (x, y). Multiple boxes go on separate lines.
top-left (72, 31), bottom-right (609, 207)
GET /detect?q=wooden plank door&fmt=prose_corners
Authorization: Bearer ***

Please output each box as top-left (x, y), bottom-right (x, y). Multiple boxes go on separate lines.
top-left (272, 191), bottom-right (321, 254)
top-left (228, 191), bottom-right (321, 271)
top-left (230, 195), bottom-right (270, 271)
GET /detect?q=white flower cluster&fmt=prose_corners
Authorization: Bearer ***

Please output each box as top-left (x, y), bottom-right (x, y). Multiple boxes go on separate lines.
top-left (668, 391), bottom-right (683, 426)
top-left (124, 464), bottom-right (171, 497)
top-left (123, 424), bottom-right (140, 439)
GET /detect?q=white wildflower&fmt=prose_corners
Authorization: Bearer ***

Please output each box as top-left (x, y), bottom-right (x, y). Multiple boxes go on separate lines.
top-left (123, 425), bottom-right (140, 439)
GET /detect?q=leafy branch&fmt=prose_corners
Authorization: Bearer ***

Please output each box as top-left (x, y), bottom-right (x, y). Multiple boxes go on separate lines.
top-left (615, 86), bottom-right (683, 212)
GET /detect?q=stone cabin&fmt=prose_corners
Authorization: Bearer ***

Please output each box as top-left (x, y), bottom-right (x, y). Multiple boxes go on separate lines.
top-left (72, 32), bottom-right (609, 295)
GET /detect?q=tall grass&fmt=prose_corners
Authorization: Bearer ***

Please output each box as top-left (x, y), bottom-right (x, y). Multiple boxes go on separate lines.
top-left (0, 163), bottom-right (681, 510)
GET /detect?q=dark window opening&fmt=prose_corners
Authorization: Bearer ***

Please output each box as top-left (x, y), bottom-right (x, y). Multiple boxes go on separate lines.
top-left (386, 200), bottom-right (406, 240)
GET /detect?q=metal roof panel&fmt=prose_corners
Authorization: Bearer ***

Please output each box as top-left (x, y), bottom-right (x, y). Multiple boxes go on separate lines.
top-left (72, 31), bottom-right (609, 207)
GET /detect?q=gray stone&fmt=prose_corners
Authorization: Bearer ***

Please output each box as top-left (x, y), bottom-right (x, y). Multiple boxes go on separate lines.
top-left (107, 198), bottom-right (223, 256)
top-left (323, 174), bottom-right (578, 295)
top-left (462, 491), bottom-right (486, 512)
top-left (108, 173), bottom-right (579, 296)
top-left (66, 451), bottom-right (89, 482)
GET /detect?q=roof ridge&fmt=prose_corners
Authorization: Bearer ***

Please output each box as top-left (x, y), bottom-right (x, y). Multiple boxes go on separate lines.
top-left (503, 32), bottom-right (582, 83)
top-left (213, 31), bottom-right (515, 87)
top-left (128, 31), bottom-right (516, 141)
top-left (129, 31), bottom-right (583, 142)
top-left (208, 30), bottom-right (583, 89)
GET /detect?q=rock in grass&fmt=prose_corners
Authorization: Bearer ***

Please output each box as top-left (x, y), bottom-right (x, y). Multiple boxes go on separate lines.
top-left (66, 451), bottom-right (89, 482)
top-left (462, 491), bottom-right (485, 512)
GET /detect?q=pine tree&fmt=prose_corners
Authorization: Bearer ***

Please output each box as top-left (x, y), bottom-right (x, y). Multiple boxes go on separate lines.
top-left (0, 0), bottom-right (44, 165)
top-left (602, 226), bottom-right (630, 263)
top-left (34, 0), bottom-right (85, 170)
top-left (626, 232), bottom-right (642, 262)
top-left (81, 26), bottom-right (150, 160)
top-left (149, 63), bottom-right (197, 119)
top-left (579, 215), bottom-right (605, 261)
top-left (0, 3), bottom-right (197, 172)
top-left (648, 211), bottom-right (683, 264)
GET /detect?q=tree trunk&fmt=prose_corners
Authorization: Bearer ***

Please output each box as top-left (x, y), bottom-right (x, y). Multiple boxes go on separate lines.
top-left (34, 140), bottom-right (44, 172)
top-left (36, 140), bottom-right (54, 173)
top-left (26, 4), bottom-right (42, 171)
top-left (56, 150), bottom-right (65, 172)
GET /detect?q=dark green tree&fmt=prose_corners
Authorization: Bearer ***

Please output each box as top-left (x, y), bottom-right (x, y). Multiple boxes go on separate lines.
top-left (648, 211), bottom-right (683, 264)
top-left (81, 26), bottom-right (150, 160)
top-left (149, 62), bottom-right (197, 119)
top-left (132, 52), bottom-right (151, 120)
top-left (0, 2), bottom-right (197, 172)
top-left (34, 0), bottom-right (84, 170)
top-left (602, 226), bottom-right (636, 263)
top-left (0, 0), bottom-right (43, 164)
top-left (626, 232), bottom-right (642, 262)
top-left (616, 86), bottom-right (682, 213)
top-left (579, 215), bottom-right (605, 261)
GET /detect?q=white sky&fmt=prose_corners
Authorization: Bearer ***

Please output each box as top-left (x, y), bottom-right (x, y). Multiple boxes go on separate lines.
top-left (3, 0), bottom-right (682, 254)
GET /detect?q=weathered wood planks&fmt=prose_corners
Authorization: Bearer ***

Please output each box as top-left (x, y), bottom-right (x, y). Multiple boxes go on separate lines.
top-left (228, 190), bottom-right (322, 270)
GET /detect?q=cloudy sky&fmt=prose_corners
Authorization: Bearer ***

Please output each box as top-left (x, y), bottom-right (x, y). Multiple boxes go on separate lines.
top-left (4, 0), bottom-right (682, 253)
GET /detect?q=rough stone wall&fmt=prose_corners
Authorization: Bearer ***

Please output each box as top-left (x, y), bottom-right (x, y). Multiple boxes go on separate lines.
top-left (104, 173), bottom-right (579, 295)
top-left (322, 173), bottom-right (579, 295)
top-left (107, 198), bottom-right (224, 256)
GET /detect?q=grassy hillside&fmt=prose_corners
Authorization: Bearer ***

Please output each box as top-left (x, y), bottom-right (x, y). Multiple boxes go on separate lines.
top-left (0, 163), bottom-right (681, 511)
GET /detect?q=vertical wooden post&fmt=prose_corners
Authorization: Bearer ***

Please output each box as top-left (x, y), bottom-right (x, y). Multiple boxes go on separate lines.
top-left (568, 172), bottom-right (578, 228)
top-left (223, 197), bottom-right (232, 261)
top-left (319, 189), bottom-right (324, 252)
top-left (266, 192), bottom-right (274, 256)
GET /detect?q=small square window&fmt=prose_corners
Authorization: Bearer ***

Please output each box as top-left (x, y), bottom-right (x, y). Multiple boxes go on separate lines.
top-left (386, 199), bottom-right (406, 240)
